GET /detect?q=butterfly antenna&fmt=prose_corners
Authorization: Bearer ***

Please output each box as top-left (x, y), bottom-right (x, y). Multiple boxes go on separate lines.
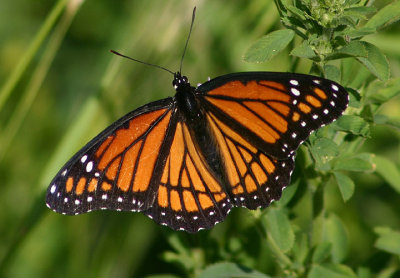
top-left (179, 7), bottom-right (196, 74)
top-left (110, 50), bottom-right (175, 75)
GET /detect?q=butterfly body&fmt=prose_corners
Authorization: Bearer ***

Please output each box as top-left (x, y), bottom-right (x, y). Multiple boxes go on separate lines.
top-left (47, 71), bottom-right (348, 232)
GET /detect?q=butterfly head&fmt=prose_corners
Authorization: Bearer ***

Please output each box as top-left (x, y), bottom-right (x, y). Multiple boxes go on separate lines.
top-left (173, 72), bottom-right (190, 90)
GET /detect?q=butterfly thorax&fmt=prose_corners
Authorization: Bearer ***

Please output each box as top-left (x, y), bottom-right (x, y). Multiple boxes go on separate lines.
top-left (174, 73), bottom-right (198, 122)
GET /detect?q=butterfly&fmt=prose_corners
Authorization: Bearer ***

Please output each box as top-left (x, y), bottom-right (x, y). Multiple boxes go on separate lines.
top-left (46, 68), bottom-right (348, 233)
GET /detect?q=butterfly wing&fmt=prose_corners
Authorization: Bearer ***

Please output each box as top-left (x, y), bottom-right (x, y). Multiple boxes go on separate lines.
top-left (205, 111), bottom-right (295, 209)
top-left (144, 118), bottom-right (232, 233)
top-left (198, 72), bottom-right (349, 159)
top-left (46, 98), bottom-right (176, 215)
top-left (197, 72), bottom-right (348, 208)
top-left (46, 97), bottom-right (232, 233)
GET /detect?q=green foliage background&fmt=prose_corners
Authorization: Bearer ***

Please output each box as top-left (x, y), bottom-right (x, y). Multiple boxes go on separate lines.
top-left (1, 0), bottom-right (400, 277)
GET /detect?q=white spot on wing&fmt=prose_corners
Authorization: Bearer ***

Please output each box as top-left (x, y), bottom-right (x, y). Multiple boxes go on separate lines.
top-left (291, 88), bottom-right (300, 96)
top-left (290, 80), bottom-right (299, 86)
top-left (50, 184), bottom-right (56, 194)
top-left (86, 161), bottom-right (94, 172)
top-left (81, 155), bottom-right (88, 163)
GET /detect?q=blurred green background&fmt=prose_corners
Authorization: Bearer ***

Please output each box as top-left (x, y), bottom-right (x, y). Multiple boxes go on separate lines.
top-left (1, 0), bottom-right (400, 277)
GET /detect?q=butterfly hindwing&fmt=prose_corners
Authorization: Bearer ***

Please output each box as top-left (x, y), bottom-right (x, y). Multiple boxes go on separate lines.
top-left (46, 99), bottom-right (175, 215)
top-left (206, 111), bottom-right (295, 209)
top-left (198, 72), bottom-right (349, 159)
top-left (144, 120), bottom-right (232, 233)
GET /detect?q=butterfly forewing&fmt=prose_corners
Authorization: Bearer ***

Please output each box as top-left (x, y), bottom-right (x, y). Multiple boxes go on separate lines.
top-left (46, 99), bottom-right (174, 215)
top-left (198, 72), bottom-right (349, 159)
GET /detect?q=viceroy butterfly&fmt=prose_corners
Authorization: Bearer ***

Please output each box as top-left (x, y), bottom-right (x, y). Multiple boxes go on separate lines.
top-left (46, 10), bottom-right (348, 233)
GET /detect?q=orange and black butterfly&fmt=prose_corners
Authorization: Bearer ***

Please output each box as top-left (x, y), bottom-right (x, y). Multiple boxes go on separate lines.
top-left (46, 69), bottom-right (348, 232)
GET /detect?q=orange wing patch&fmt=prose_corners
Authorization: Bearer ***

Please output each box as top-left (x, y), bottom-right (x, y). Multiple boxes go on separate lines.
top-left (207, 112), bottom-right (292, 209)
top-left (314, 87), bottom-right (327, 99)
top-left (75, 177), bottom-right (87, 195)
top-left (48, 107), bottom-right (174, 216)
top-left (66, 177), bottom-right (74, 193)
top-left (207, 80), bottom-right (288, 101)
top-left (145, 121), bottom-right (232, 233)
top-left (205, 80), bottom-right (293, 144)
top-left (155, 122), bottom-right (227, 212)
top-left (93, 109), bottom-right (171, 194)
top-left (88, 178), bottom-right (98, 192)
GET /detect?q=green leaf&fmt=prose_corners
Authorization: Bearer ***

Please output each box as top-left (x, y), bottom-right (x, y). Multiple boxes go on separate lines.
top-left (326, 41), bottom-right (368, 60)
top-left (293, 233), bottom-right (309, 265)
top-left (334, 172), bottom-right (355, 202)
top-left (342, 6), bottom-right (377, 21)
top-left (365, 1), bottom-right (400, 30)
top-left (244, 30), bottom-right (295, 63)
top-left (308, 264), bottom-right (357, 278)
top-left (344, 6), bottom-right (377, 16)
top-left (373, 155), bottom-right (400, 194)
top-left (198, 262), bottom-right (270, 278)
top-left (309, 138), bottom-right (339, 171)
top-left (366, 77), bottom-right (400, 104)
top-left (277, 178), bottom-right (299, 207)
top-left (286, 5), bottom-right (307, 20)
top-left (333, 153), bottom-right (374, 172)
top-left (342, 27), bottom-right (376, 38)
top-left (264, 208), bottom-right (294, 253)
top-left (324, 65), bottom-right (341, 83)
top-left (326, 214), bottom-right (348, 263)
top-left (347, 88), bottom-right (362, 109)
top-left (334, 115), bottom-right (370, 137)
top-left (356, 41), bottom-right (390, 81)
top-left (374, 227), bottom-right (400, 256)
top-left (312, 242), bottom-right (332, 263)
top-left (290, 40), bottom-right (318, 59)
